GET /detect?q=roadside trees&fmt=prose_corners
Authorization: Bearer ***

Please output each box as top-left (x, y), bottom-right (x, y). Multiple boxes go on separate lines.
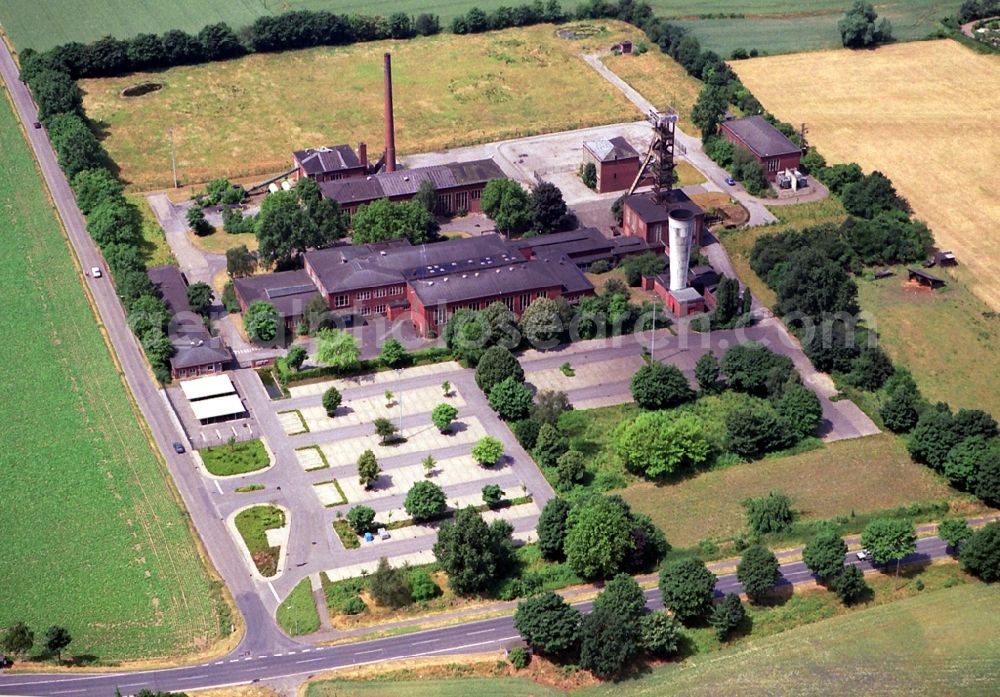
top-left (368, 558), bottom-right (411, 609)
top-left (404, 481), bottom-right (447, 522)
top-left (44, 626), bottom-right (72, 662)
top-left (1, 621), bottom-right (33, 657)
top-left (592, 573), bottom-right (646, 622)
top-left (564, 496), bottom-right (635, 580)
top-left (357, 449), bottom-right (381, 490)
top-left (658, 557), bottom-right (716, 624)
top-left (960, 521), bottom-right (1000, 582)
top-left (579, 606), bottom-right (639, 678)
top-left (640, 611), bottom-right (682, 657)
top-left (433, 507), bottom-right (515, 596)
top-left (831, 564), bottom-right (869, 604)
top-left (431, 403), bottom-right (458, 433)
top-left (861, 518), bottom-right (917, 582)
top-left (710, 593), bottom-right (745, 641)
top-left (736, 545), bottom-right (781, 603)
top-left (630, 362), bottom-right (695, 410)
top-left (537, 497), bottom-right (571, 560)
top-left (513, 590), bottom-right (581, 655)
top-left (803, 528), bottom-right (848, 582)
top-left (938, 519), bottom-right (971, 551)
top-left (322, 386), bottom-right (342, 417)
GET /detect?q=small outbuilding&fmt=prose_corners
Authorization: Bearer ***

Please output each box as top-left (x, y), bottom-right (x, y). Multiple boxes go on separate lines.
top-left (907, 268), bottom-right (946, 289)
top-left (934, 250), bottom-right (958, 267)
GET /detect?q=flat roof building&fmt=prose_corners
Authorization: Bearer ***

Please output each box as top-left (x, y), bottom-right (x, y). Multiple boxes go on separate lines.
top-left (719, 116), bottom-right (801, 182)
top-left (581, 136), bottom-right (642, 194)
top-left (621, 191), bottom-right (705, 248)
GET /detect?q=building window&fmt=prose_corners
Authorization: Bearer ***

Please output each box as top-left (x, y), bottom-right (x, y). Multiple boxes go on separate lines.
top-left (504, 296), bottom-right (514, 311)
top-left (360, 305), bottom-right (373, 317)
top-left (438, 193), bottom-right (454, 212)
top-left (389, 285), bottom-right (404, 296)
top-left (519, 293), bottom-right (531, 310)
top-left (435, 307), bottom-right (447, 325)
top-left (374, 287), bottom-right (388, 298)
top-left (374, 304), bottom-right (388, 315)
top-left (767, 158), bottom-right (778, 172)
top-left (471, 188), bottom-right (481, 200)
top-left (356, 290), bottom-right (371, 301)
top-left (456, 191), bottom-right (468, 211)
top-left (335, 294), bottom-right (350, 308)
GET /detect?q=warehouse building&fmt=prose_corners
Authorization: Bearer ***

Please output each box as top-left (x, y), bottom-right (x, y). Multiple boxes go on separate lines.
top-left (719, 116), bottom-right (801, 181)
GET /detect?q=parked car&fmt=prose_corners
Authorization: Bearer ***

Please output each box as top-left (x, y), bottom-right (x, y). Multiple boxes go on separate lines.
top-left (724, 176), bottom-right (736, 186)
top-left (91, 266), bottom-right (102, 278)
top-left (856, 549), bottom-right (870, 561)
top-left (172, 442), bottom-right (185, 454)
top-left (32, 121), bottom-right (41, 129)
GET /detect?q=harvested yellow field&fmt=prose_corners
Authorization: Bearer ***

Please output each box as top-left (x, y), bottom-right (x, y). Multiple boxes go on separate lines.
top-left (734, 40), bottom-right (1000, 311)
top-left (80, 22), bottom-right (644, 191)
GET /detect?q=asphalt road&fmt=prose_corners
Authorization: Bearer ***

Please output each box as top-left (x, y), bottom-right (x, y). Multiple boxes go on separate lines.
top-left (0, 535), bottom-right (954, 696)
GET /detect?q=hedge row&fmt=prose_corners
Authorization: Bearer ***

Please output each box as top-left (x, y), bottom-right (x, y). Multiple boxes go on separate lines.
top-left (276, 346), bottom-right (453, 385)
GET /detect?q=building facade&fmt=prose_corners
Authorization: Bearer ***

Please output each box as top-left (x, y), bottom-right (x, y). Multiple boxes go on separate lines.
top-left (291, 143), bottom-right (368, 183)
top-left (582, 136), bottom-right (642, 194)
top-left (621, 191), bottom-right (705, 248)
top-left (719, 116), bottom-right (801, 181)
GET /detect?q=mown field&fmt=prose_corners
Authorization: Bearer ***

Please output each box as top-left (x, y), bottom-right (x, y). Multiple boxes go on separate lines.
top-left (0, 86), bottom-right (224, 660)
top-left (79, 22), bottom-right (643, 190)
top-left (1, 0), bottom-right (959, 54)
top-left (734, 40), bottom-right (1000, 312)
top-left (603, 49), bottom-right (701, 133)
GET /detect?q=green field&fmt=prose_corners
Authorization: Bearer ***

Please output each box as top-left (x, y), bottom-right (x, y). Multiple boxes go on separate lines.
top-left (276, 578), bottom-right (321, 636)
top-left (0, 84), bottom-right (224, 661)
top-left (0, 0), bottom-right (960, 54)
top-left (199, 439), bottom-right (270, 476)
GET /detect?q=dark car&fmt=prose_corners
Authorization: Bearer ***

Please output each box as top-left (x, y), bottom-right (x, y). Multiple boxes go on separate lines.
top-left (32, 121), bottom-right (41, 129)
top-left (172, 442), bottom-right (186, 454)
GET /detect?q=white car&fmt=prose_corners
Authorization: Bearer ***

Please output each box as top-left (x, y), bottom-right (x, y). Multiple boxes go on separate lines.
top-left (91, 266), bottom-right (102, 278)
top-left (856, 549), bottom-right (870, 561)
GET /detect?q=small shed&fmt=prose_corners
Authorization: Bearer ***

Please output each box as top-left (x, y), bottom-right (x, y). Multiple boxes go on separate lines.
top-left (934, 250), bottom-right (958, 267)
top-left (615, 40), bottom-right (633, 54)
top-left (907, 268), bottom-right (946, 289)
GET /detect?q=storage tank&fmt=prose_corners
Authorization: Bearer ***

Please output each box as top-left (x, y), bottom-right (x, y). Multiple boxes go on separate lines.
top-left (668, 208), bottom-right (695, 291)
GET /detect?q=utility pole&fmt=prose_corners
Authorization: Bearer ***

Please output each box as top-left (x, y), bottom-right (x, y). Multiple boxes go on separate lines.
top-left (168, 128), bottom-right (178, 188)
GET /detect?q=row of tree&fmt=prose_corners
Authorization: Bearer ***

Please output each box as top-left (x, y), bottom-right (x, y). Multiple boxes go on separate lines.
top-left (451, 1), bottom-right (566, 34)
top-left (1, 622), bottom-right (72, 662)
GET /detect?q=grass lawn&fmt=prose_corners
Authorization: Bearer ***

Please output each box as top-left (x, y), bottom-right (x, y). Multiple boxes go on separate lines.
top-left (198, 439), bottom-right (270, 476)
top-left (0, 84), bottom-right (224, 661)
top-left (735, 41), bottom-right (1000, 312)
top-left (857, 268), bottom-right (1000, 416)
top-left (130, 194), bottom-right (176, 267)
top-left (602, 49), bottom-right (701, 133)
top-left (307, 678), bottom-right (562, 697)
top-left (79, 22), bottom-right (643, 190)
top-left (234, 505), bottom-right (285, 577)
top-left (276, 578), bottom-right (321, 636)
top-left (189, 228), bottom-right (259, 255)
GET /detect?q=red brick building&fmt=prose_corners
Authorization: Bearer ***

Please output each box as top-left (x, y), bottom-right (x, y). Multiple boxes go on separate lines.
top-left (621, 191), bottom-right (705, 247)
top-left (319, 159), bottom-right (505, 217)
top-left (582, 136), bottom-right (642, 194)
top-left (719, 116), bottom-right (801, 182)
top-left (292, 143), bottom-right (368, 183)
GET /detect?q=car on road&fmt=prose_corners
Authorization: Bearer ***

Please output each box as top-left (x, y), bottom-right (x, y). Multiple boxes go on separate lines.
top-left (32, 121), bottom-right (41, 129)
top-left (856, 549), bottom-right (870, 561)
top-left (91, 266), bottom-right (102, 278)
top-left (172, 442), bottom-right (186, 454)
top-left (724, 176), bottom-right (736, 186)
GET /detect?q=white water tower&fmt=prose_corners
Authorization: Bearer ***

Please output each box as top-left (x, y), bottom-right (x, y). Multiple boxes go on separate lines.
top-left (668, 208), bottom-right (695, 291)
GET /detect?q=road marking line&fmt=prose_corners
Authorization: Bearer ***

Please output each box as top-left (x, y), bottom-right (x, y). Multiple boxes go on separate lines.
top-left (273, 652), bottom-right (284, 657)
top-left (243, 657), bottom-right (253, 661)
top-left (287, 650), bottom-right (296, 655)
top-left (467, 628), bottom-right (493, 636)
top-left (354, 648), bottom-right (382, 656)
top-left (214, 480), bottom-right (223, 494)
top-left (268, 582), bottom-right (281, 602)
top-left (52, 691), bottom-right (86, 695)
top-left (295, 657), bottom-right (325, 664)
top-left (412, 639), bottom-right (437, 645)
top-left (214, 661), bottom-right (224, 665)
top-left (229, 659), bottom-right (239, 663)
top-left (301, 648), bottom-right (311, 653)
top-left (177, 675), bottom-right (207, 681)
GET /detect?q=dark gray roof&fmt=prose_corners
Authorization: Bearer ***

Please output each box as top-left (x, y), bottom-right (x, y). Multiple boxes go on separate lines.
top-left (319, 159), bottom-right (505, 205)
top-left (233, 270), bottom-right (319, 318)
top-left (147, 265), bottom-right (191, 316)
top-left (583, 136), bottom-right (640, 162)
top-left (293, 144), bottom-right (362, 175)
top-left (170, 337), bottom-right (233, 369)
top-left (625, 190), bottom-right (702, 224)
top-left (721, 116), bottom-right (799, 158)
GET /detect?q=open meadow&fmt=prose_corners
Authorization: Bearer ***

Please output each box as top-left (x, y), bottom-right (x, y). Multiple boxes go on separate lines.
top-left (0, 85), bottom-right (225, 661)
top-left (734, 40), bottom-right (1000, 312)
top-left (79, 22), bottom-right (644, 191)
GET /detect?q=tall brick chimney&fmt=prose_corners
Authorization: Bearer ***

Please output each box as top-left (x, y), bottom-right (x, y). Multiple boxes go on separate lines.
top-left (358, 142), bottom-right (368, 170)
top-left (383, 52), bottom-right (396, 173)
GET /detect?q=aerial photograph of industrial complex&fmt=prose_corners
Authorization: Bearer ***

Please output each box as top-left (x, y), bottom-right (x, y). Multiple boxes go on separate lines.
top-left (0, 0), bottom-right (998, 695)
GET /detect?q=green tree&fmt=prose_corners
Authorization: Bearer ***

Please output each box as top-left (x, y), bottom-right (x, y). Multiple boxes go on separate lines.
top-left (404, 480), bottom-right (447, 522)
top-left (695, 352), bottom-right (721, 394)
top-left (351, 198), bottom-right (437, 245)
top-left (46, 112), bottom-right (105, 179)
top-left (520, 297), bottom-right (564, 348)
top-left (33, 68), bottom-right (83, 120)
top-left (538, 496), bottom-right (571, 560)
top-left (433, 507), bottom-right (514, 596)
top-left (414, 179), bottom-right (437, 214)
top-left (322, 386), bottom-right (342, 416)
top-left (691, 84), bottom-right (728, 142)
top-left (1, 621), bottom-right (33, 657)
top-left (579, 605), bottom-right (639, 678)
top-left (315, 328), bottom-right (360, 371)
top-left (513, 590), bottom-right (581, 654)
top-left (475, 346), bottom-right (523, 394)
top-left (127, 295), bottom-right (170, 338)
top-left (481, 483), bottom-right (504, 509)
top-left (378, 338), bottom-right (408, 368)
top-left (44, 625), bottom-right (72, 662)
top-left (472, 436), bottom-right (504, 466)
top-left (959, 521), bottom-right (1000, 582)
top-left (710, 593), bottom-right (745, 641)
top-left (532, 390), bottom-right (570, 426)
top-left (593, 573), bottom-right (646, 623)
top-left (658, 557), bottom-right (716, 624)
top-left (776, 384), bottom-right (823, 440)
top-left (775, 248), bottom-right (859, 318)
top-left (975, 451), bottom-right (1000, 506)
top-left (488, 377), bottom-right (534, 421)
top-left (640, 611), bottom-right (682, 656)
top-left (630, 362), bottom-right (695, 410)
top-left (480, 178), bottom-right (531, 236)
top-left (564, 495), bottom-right (635, 580)
top-left (580, 161), bottom-right (597, 189)
top-left (725, 402), bottom-right (793, 459)
top-left (712, 275), bottom-right (741, 327)
top-left (444, 309), bottom-right (493, 365)
top-left (226, 245), bottom-right (258, 278)
top-left (409, 568), bottom-right (441, 601)
top-left (431, 403), bottom-right (458, 432)
top-left (861, 518), bottom-right (917, 581)
top-left (346, 505), bottom-right (376, 534)
top-left (71, 168), bottom-right (123, 215)
top-left (482, 301), bottom-right (519, 348)
top-left (839, 0), bottom-right (893, 48)
top-left (721, 343), bottom-right (795, 398)
top-left (256, 189), bottom-right (318, 267)
top-left (244, 300), bottom-right (280, 343)
top-left (87, 199), bottom-right (142, 247)
top-left (357, 449), bottom-right (381, 490)
top-left (508, 645), bottom-right (530, 670)
top-left (614, 411), bottom-right (710, 478)
top-left (373, 417), bottom-right (399, 444)
top-left (367, 557), bottom-right (412, 609)
top-left (186, 205), bottom-right (212, 236)
top-left (742, 491), bottom-right (794, 535)
top-left (529, 181), bottom-right (570, 234)
top-left (907, 407), bottom-right (960, 470)
top-left (944, 436), bottom-right (993, 490)
top-left (846, 346), bottom-right (895, 391)
top-left (533, 422), bottom-right (567, 468)
top-left (186, 281), bottom-right (213, 316)
top-left (555, 449), bottom-right (586, 492)
top-left (422, 454), bottom-right (436, 477)
top-left (803, 528), bottom-right (848, 582)
top-left (736, 544), bottom-right (781, 603)
top-left (938, 519), bottom-right (971, 550)
top-left (285, 345), bottom-right (307, 371)
top-left (880, 383), bottom-right (920, 433)
top-left (831, 564), bottom-right (869, 604)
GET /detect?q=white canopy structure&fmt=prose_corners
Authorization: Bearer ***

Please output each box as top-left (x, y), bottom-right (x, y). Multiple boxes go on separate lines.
top-left (190, 394), bottom-right (246, 422)
top-left (179, 374), bottom-right (236, 401)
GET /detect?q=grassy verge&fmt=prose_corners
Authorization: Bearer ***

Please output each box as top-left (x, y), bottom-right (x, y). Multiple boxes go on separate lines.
top-left (199, 439), bottom-right (270, 476)
top-left (297, 444), bottom-right (331, 471)
top-left (235, 505), bottom-right (285, 577)
top-left (332, 520), bottom-right (361, 549)
top-left (315, 479), bottom-right (348, 507)
top-left (235, 483), bottom-right (264, 493)
top-left (278, 409), bottom-right (310, 435)
top-left (276, 578), bottom-right (321, 637)
top-left (129, 193), bottom-right (176, 267)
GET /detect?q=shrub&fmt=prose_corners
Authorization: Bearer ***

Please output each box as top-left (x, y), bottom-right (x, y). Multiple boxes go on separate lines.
top-left (533, 422), bottom-right (567, 469)
top-left (554, 450), bottom-right (586, 492)
top-left (511, 417), bottom-right (542, 450)
top-left (367, 557), bottom-right (412, 609)
top-left (640, 611), bottom-right (682, 656)
top-left (742, 491), bottom-right (794, 535)
top-left (404, 481), bottom-right (447, 522)
top-left (409, 568), bottom-right (441, 602)
top-left (322, 386), bottom-right (342, 417)
top-left (831, 564), bottom-right (868, 604)
top-left (615, 411), bottom-right (710, 478)
top-left (589, 260), bottom-right (610, 274)
top-left (508, 645), bottom-right (530, 669)
top-left (711, 593), bottom-right (745, 640)
top-left (431, 402), bottom-right (459, 432)
top-left (340, 596), bottom-right (367, 615)
top-left (482, 483), bottom-right (504, 509)
top-left (725, 403), bottom-right (793, 459)
top-left (475, 346), bottom-right (523, 393)
top-left (630, 362), bottom-right (695, 410)
top-left (472, 436), bottom-right (504, 466)
top-left (488, 377), bottom-right (534, 421)
top-left (346, 505), bottom-right (375, 534)
top-left (378, 338), bottom-right (409, 368)
top-left (580, 161), bottom-right (597, 189)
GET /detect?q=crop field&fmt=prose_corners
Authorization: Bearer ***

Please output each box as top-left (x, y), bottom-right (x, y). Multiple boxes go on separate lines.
top-left (619, 434), bottom-right (955, 548)
top-left (735, 40), bottom-right (1000, 312)
top-left (79, 22), bottom-right (644, 190)
top-left (0, 87), bottom-right (223, 660)
top-left (1, 0), bottom-right (959, 54)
